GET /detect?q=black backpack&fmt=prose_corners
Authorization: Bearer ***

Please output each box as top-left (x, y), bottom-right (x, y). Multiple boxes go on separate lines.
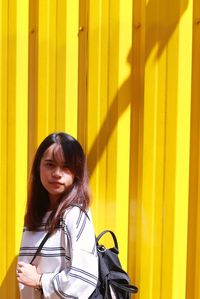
top-left (89, 230), bottom-right (138, 299)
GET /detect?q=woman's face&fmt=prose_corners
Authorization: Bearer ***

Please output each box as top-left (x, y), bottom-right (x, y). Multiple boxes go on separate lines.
top-left (40, 143), bottom-right (75, 207)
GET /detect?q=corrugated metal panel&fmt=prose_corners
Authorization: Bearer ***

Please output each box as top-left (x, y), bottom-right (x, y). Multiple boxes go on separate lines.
top-left (28, 0), bottom-right (79, 160)
top-left (0, 0), bottom-right (198, 299)
top-left (128, 1), bottom-right (193, 298)
top-left (86, 0), bottom-right (133, 271)
top-left (186, 0), bottom-right (200, 298)
top-left (0, 0), bottom-right (29, 298)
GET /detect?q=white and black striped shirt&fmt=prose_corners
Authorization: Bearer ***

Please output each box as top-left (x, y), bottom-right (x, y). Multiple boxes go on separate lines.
top-left (18, 206), bottom-right (98, 299)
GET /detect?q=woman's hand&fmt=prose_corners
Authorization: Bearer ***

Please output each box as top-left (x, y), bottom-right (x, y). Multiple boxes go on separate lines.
top-left (16, 261), bottom-right (41, 288)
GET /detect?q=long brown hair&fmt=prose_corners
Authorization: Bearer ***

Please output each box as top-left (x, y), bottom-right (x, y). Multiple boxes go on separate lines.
top-left (25, 132), bottom-right (90, 232)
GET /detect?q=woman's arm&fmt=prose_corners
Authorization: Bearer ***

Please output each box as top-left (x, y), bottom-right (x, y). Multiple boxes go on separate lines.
top-left (41, 207), bottom-right (98, 299)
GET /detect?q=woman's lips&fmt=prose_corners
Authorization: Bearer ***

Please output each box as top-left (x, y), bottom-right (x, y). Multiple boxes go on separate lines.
top-left (49, 181), bottom-right (64, 187)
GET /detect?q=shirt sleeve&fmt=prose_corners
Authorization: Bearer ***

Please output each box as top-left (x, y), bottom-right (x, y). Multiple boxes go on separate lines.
top-left (41, 207), bottom-right (98, 299)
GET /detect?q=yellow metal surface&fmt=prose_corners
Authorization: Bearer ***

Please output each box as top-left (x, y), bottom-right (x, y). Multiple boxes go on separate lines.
top-left (0, 0), bottom-right (198, 299)
top-left (0, 0), bottom-right (8, 291)
top-left (186, 0), bottom-right (200, 299)
top-left (137, 1), bottom-right (193, 299)
top-left (0, 0), bottom-right (29, 298)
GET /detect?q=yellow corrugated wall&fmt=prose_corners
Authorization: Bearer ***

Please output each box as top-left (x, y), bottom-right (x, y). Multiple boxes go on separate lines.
top-left (0, 0), bottom-right (198, 298)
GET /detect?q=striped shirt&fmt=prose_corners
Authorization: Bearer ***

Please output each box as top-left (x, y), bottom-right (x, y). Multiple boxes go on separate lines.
top-left (18, 206), bottom-right (98, 299)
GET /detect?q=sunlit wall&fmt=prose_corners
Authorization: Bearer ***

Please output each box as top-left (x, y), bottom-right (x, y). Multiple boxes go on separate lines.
top-left (0, 0), bottom-right (199, 298)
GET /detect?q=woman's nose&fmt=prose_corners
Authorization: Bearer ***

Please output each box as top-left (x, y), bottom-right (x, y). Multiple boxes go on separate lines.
top-left (52, 167), bottom-right (62, 178)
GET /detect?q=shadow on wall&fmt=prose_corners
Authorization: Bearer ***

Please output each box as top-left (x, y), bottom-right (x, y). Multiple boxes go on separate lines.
top-left (86, 0), bottom-right (189, 177)
top-left (0, 256), bottom-right (20, 298)
top-left (145, 0), bottom-right (189, 60)
top-left (84, 0), bottom-right (189, 287)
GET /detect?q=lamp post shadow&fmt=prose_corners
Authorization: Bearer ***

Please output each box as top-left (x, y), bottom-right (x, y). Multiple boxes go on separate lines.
top-left (86, 0), bottom-right (189, 178)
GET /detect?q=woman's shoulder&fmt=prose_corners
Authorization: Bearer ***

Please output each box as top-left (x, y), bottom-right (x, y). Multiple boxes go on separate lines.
top-left (61, 206), bottom-right (95, 245)
top-left (62, 206), bottom-right (92, 232)
top-left (63, 205), bottom-right (90, 221)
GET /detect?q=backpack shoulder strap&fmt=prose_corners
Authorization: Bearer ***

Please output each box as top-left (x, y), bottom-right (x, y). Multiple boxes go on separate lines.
top-left (30, 232), bottom-right (51, 265)
top-left (96, 230), bottom-right (119, 253)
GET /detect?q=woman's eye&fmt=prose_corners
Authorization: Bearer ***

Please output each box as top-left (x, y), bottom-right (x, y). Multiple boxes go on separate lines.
top-left (63, 165), bottom-right (69, 170)
top-left (63, 165), bottom-right (72, 173)
top-left (45, 162), bottom-right (54, 167)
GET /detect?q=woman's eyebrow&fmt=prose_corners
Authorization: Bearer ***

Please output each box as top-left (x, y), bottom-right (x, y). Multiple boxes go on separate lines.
top-left (43, 158), bottom-right (54, 162)
top-left (43, 158), bottom-right (68, 165)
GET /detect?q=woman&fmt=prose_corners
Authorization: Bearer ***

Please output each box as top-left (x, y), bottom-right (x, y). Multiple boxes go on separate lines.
top-left (16, 132), bottom-right (98, 299)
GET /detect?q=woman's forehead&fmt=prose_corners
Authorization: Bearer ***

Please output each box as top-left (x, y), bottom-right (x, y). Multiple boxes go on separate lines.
top-left (42, 143), bottom-right (65, 163)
